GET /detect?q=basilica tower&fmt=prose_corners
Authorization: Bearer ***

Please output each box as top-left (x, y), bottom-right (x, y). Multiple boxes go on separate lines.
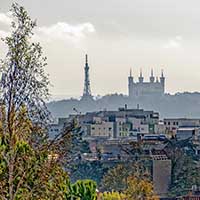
top-left (138, 69), bottom-right (144, 83)
top-left (150, 69), bottom-right (155, 83)
top-left (160, 69), bottom-right (165, 93)
top-left (128, 69), bottom-right (134, 97)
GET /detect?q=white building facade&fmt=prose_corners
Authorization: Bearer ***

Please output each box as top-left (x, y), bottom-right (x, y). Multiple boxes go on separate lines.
top-left (128, 69), bottom-right (165, 98)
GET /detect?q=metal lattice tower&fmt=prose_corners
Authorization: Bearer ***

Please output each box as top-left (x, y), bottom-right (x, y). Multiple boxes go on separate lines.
top-left (83, 54), bottom-right (92, 98)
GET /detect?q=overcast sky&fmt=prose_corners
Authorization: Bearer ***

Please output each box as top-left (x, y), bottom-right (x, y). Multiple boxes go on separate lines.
top-left (0, 0), bottom-right (200, 99)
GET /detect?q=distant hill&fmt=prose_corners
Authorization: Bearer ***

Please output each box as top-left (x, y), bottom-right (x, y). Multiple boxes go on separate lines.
top-left (47, 92), bottom-right (200, 119)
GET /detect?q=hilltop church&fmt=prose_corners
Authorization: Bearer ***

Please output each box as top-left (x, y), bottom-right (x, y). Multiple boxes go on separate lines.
top-left (128, 69), bottom-right (165, 98)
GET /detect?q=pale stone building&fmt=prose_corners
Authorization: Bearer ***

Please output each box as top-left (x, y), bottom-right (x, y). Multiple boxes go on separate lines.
top-left (128, 69), bottom-right (165, 98)
top-left (90, 122), bottom-right (114, 137)
top-left (83, 106), bottom-right (160, 139)
top-left (164, 118), bottom-right (200, 131)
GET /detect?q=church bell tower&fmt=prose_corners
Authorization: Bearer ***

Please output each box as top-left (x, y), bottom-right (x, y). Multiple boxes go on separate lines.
top-left (150, 69), bottom-right (155, 83)
top-left (138, 69), bottom-right (144, 83)
top-left (160, 69), bottom-right (165, 93)
top-left (128, 68), bottom-right (134, 97)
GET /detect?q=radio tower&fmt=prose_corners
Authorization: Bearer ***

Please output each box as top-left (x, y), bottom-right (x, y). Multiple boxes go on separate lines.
top-left (82, 54), bottom-right (92, 100)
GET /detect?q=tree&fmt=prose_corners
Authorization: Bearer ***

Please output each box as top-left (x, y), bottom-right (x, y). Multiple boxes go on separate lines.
top-left (67, 179), bottom-right (97, 200)
top-left (0, 104), bottom-right (71, 199)
top-left (100, 162), bottom-right (150, 192)
top-left (100, 163), bottom-right (157, 200)
top-left (125, 176), bottom-right (158, 200)
top-left (164, 138), bottom-right (200, 196)
top-left (101, 164), bottom-right (129, 192)
top-left (169, 154), bottom-right (200, 196)
top-left (70, 161), bottom-right (109, 185)
top-left (0, 3), bottom-right (50, 126)
top-left (0, 3), bottom-right (72, 199)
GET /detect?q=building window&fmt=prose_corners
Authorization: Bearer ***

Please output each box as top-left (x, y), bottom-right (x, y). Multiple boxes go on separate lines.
top-left (168, 122), bottom-right (170, 125)
top-left (109, 127), bottom-right (112, 131)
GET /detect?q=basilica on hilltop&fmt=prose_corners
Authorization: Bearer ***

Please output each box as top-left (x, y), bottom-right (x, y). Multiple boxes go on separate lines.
top-left (128, 69), bottom-right (165, 98)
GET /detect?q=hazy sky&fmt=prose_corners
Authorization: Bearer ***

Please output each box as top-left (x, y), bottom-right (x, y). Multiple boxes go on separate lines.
top-left (0, 0), bottom-right (200, 99)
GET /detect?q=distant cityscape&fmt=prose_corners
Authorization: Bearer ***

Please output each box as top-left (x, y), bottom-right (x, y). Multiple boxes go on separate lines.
top-left (47, 55), bottom-right (200, 197)
top-left (47, 55), bottom-right (200, 198)
top-left (48, 104), bottom-right (200, 198)
top-left (2, 2), bottom-right (200, 199)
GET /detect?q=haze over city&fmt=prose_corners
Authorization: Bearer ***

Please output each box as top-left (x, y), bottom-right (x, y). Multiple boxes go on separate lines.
top-left (1, 0), bottom-right (200, 99)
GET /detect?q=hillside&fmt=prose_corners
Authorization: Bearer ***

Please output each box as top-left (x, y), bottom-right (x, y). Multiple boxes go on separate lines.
top-left (47, 92), bottom-right (200, 119)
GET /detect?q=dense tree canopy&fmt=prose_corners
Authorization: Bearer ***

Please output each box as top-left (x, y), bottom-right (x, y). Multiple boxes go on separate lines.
top-left (125, 176), bottom-right (158, 200)
top-left (100, 162), bottom-right (150, 192)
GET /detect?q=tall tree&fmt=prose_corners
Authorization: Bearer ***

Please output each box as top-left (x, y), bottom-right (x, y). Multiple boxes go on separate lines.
top-left (0, 3), bottom-right (50, 126)
top-left (0, 3), bottom-right (72, 199)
